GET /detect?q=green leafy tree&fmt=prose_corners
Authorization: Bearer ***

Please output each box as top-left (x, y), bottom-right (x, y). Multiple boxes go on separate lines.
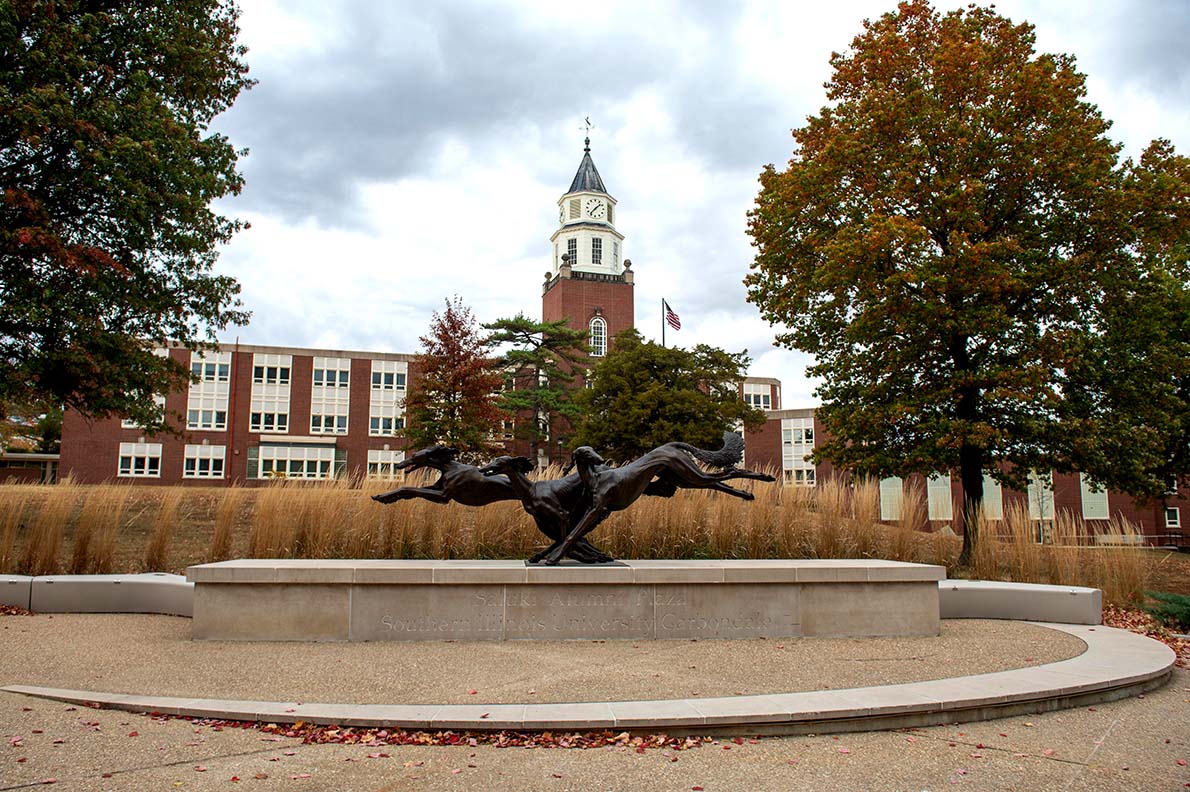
top-left (572, 329), bottom-right (766, 462)
top-left (1063, 141), bottom-right (1190, 499)
top-left (0, 1), bottom-right (253, 433)
top-left (483, 313), bottom-right (589, 463)
top-left (0, 398), bottom-right (59, 452)
top-left (744, 0), bottom-right (1162, 564)
top-left (403, 297), bottom-right (508, 459)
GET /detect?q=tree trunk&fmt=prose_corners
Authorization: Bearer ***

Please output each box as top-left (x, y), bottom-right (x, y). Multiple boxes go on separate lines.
top-left (957, 441), bottom-right (984, 566)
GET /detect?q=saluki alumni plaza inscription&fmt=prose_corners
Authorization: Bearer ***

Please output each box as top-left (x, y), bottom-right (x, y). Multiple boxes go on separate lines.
top-left (187, 560), bottom-right (945, 642)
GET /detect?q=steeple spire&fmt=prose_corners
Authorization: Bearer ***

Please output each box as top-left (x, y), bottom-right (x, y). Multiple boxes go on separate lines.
top-left (567, 137), bottom-right (607, 195)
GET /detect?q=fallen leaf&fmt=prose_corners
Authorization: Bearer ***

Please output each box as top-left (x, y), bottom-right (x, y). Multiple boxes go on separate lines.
top-left (1178, 759), bottom-right (1187, 767)
top-left (906, 736), bottom-right (918, 743)
top-left (291, 773), bottom-right (312, 779)
top-left (838, 748), bottom-right (850, 754)
top-left (39, 779), bottom-right (56, 785)
top-left (283, 751), bottom-right (296, 756)
top-left (451, 769), bottom-right (463, 775)
top-left (195, 766), bottom-right (207, 772)
top-left (1043, 749), bottom-right (1055, 757)
top-left (253, 773), bottom-right (268, 780)
top-left (127, 731), bottom-right (138, 738)
top-left (468, 690), bottom-right (478, 695)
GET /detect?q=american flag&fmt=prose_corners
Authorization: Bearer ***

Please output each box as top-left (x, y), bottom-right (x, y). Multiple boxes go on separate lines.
top-left (664, 300), bottom-right (681, 331)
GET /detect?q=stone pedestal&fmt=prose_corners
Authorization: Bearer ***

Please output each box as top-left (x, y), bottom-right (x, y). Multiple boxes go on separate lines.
top-left (187, 559), bottom-right (944, 642)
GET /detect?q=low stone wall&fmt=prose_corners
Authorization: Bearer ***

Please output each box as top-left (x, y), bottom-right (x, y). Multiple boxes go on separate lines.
top-left (187, 559), bottom-right (946, 642)
top-left (939, 580), bottom-right (1101, 625)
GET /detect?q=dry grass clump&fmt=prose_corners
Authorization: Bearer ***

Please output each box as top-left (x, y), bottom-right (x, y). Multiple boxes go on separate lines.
top-left (144, 487), bottom-right (183, 571)
top-left (70, 485), bottom-right (131, 574)
top-left (19, 484), bottom-right (75, 576)
top-left (0, 491), bottom-right (29, 572)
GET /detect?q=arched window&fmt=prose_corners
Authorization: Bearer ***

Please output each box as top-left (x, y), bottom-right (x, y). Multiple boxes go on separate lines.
top-left (589, 316), bottom-right (607, 357)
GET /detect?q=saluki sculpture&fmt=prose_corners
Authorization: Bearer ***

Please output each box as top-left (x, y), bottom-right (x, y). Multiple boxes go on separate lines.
top-left (539, 438), bottom-right (776, 565)
top-left (371, 445), bottom-right (518, 507)
top-left (371, 445), bottom-right (606, 562)
top-left (477, 456), bottom-right (614, 564)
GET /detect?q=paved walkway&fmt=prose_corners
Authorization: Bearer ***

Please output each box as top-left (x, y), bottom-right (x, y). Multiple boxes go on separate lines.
top-left (0, 613), bottom-right (1185, 790)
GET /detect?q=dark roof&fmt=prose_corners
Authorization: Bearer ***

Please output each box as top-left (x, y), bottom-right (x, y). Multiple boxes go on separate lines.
top-left (567, 138), bottom-right (607, 195)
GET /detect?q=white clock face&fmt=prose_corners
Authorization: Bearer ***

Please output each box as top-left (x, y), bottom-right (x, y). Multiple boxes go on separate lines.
top-left (585, 198), bottom-right (606, 219)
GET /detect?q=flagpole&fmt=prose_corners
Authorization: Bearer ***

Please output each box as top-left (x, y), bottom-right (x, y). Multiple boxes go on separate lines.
top-left (661, 299), bottom-right (666, 348)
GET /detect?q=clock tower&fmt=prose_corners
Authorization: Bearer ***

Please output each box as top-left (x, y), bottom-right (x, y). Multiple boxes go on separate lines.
top-left (542, 137), bottom-right (635, 359)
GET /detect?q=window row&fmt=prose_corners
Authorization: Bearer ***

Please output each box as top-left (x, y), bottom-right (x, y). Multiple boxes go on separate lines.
top-left (117, 443), bottom-right (407, 481)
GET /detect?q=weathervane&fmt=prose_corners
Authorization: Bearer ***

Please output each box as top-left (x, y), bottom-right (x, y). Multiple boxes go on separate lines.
top-left (580, 116), bottom-right (594, 152)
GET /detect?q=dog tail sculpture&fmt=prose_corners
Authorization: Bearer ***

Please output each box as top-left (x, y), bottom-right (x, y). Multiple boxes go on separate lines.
top-left (667, 431), bottom-right (744, 470)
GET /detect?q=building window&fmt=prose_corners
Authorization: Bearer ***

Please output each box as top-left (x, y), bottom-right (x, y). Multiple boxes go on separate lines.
top-left (183, 444), bottom-right (226, 479)
top-left (252, 362), bottom-right (290, 385)
top-left (591, 237), bottom-right (602, 264)
top-left (783, 468), bottom-right (815, 486)
top-left (250, 353), bottom-right (291, 434)
top-left (567, 238), bottom-right (577, 265)
top-left (257, 445), bottom-right (336, 479)
top-left (1166, 507), bottom-right (1181, 529)
top-left (187, 350), bottom-right (231, 431)
top-left (1080, 473), bottom-right (1109, 521)
top-left (589, 316), bottom-right (607, 357)
top-left (607, 204), bottom-right (614, 224)
top-left (743, 383), bottom-right (772, 411)
top-left (118, 442), bottom-right (162, 478)
top-left (311, 357), bottom-right (351, 435)
top-left (370, 360), bottom-right (408, 436)
top-left (927, 474), bottom-right (953, 521)
top-left (367, 449), bottom-right (405, 480)
top-left (1027, 471), bottom-right (1055, 521)
top-left (612, 240), bottom-right (620, 267)
top-left (879, 477), bottom-right (902, 521)
top-left (981, 473), bottom-right (1004, 520)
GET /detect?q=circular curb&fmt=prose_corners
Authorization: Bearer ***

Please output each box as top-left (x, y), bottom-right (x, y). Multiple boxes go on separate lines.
top-left (2, 622), bottom-right (1174, 735)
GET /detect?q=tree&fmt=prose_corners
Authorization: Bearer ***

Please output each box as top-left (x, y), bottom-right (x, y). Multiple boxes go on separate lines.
top-left (744, 0), bottom-right (1155, 564)
top-left (0, 398), bottom-right (59, 453)
top-left (403, 297), bottom-right (508, 459)
top-left (572, 329), bottom-right (766, 462)
top-left (1062, 140), bottom-right (1190, 500)
top-left (483, 313), bottom-right (590, 464)
top-left (1, 2), bottom-right (253, 433)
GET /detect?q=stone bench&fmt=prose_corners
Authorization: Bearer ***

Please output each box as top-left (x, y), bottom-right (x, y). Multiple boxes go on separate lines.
top-left (938, 580), bottom-right (1101, 624)
top-left (27, 573), bottom-right (194, 617)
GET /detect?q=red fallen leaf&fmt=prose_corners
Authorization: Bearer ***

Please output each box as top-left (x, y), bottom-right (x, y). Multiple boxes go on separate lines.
top-left (231, 777), bottom-right (240, 782)
top-left (17, 758), bottom-right (27, 763)
top-left (693, 787), bottom-right (705, 791)
top-left (999, 733), bottom-right (1008, 737)
top-left (283, 751), bottom-right (296, 756)
top-left (285, 708), bottom-right (296, 713)
top-left (1177, 759), bottom-right (1187, 767)
top-left (21, 707), bottom-right (32, 712)
top-left (976, 743), bottom-right (985, 749)
top-left (254, 773), bottom-right (268, 779)
top-left (31, 730), bottom-right (43, 734)
top-left (468, 738), bottom-right (478, 747)
top-left (367, 752), bottom-right (389, 759)
top-left (291, 773), bottom-right (312, 779)
top-left (468, 690), bottom-right (478, 695)
top-left (195, 766), bottom-right (207, 772)
top-left (905, 736), bottom-right (918, 743)
top-left (776, 644), bottom-right (785, 649)
top-left (838, 748), bottom-right (850, 754)
top-left (39, 779), bottom-right (56, 785)
top-left (451, 769), bottom-right (463, 774)
top-left (127, 731), bottom-right (138, 737)
top-left (956, 769), bottom-right (968, 775)
top-left (722, 745), bottom-right (731, 750)
top-left (552, 773), bottom-right (563, 778)
top-left (1043, 749), bottom-right (1055, 757)
top-left (732, 737), bottom-right (744, 745)
top-left (970, 753), bottom-right (983, 759)
top-left (9, 738), bottom-right (22, 746)
top-left (480, 713), bottom-right (490, 719)
top-left (101, 773), bottom-right (111, 778)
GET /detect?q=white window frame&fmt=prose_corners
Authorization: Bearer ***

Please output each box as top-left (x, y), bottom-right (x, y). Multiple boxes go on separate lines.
top-left (250, 353), bottom-right (292, 434)
top-left (981, 473), bottom-right (1004, 521)
top-left (1166, 507), bottom-right (1181, 529)
top-left (1080, 473), bottom-right (1110, 521)
top-left (743, 383), bottom-right (772, 411)
top-left (589, 316), bottom-right (607, 357)
top-left (367, 449), bottom-right (405, 480)
top-left (567, 237), bottom-right (578, 263)
top-left (880, 476), bottom-right (903, 521)
top-left (927, 473), bottom-right (953, 521)
top-left (183, 444), bottom-right (226, 479)
top-left (118, 442), bottom-right (162, 478)
top-left (369, 360), bottom-right (408, 437)
top-left (310, 357), bottom-right (351, 435)
top-left (259, 445), bottom-right (336, 480)
top-left (591, 237), bottom-right (602, 264)
top-left (1027, 471), bottom-right (1055, 521)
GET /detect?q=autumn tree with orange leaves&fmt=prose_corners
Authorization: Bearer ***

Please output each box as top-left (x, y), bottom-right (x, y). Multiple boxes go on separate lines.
top-left (403, 297), bottom-right (509, 461)
top-left (746, 0), bottom-right (1188, 564)
top-left (0, 2), bottom-right (253, 433)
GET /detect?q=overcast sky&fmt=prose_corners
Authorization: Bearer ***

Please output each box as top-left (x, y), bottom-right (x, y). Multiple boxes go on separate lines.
top-left (209, 0), bottom-right (1190, 407)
